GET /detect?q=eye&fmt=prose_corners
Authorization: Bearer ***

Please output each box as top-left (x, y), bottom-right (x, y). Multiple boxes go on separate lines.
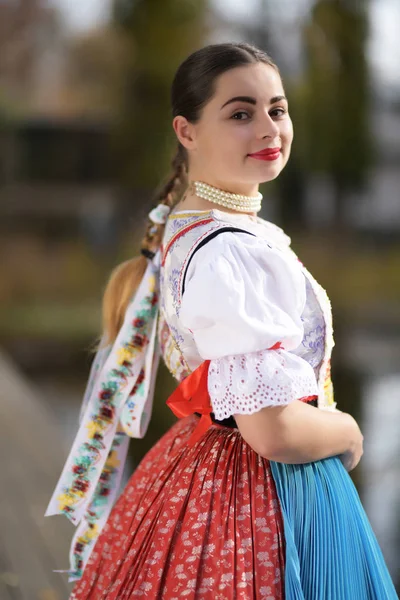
top-left (231, 110), bottom-right (251, 121)
top-left (270, 107), bottom-right (287, 118)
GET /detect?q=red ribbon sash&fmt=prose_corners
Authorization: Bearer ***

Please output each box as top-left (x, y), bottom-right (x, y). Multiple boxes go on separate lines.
top-left (166, 359), bottom-right (212, 447)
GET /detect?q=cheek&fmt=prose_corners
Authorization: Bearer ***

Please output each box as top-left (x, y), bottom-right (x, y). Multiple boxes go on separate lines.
top-left (198, 121), bottom-right (253, 165)
top-left (235, 125), bottom-right (255, 144)
top-left (207, 125), bottom-right (249, 159)
top-left (199, 124), bottom-right (231, 154)
top-left (224, 124), bottom-right (255, 161)
top-left (280, 118), bottom-right (294, 147)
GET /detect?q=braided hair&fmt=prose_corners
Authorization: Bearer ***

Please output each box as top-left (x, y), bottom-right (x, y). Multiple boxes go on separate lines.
top-left (140, 145), bottom-right (187, 261)
top-left (102, 145), bottom-right (187, 344)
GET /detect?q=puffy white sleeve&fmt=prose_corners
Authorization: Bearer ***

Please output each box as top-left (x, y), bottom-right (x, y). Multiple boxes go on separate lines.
top-left (179, 232), bottom-right (319, 420)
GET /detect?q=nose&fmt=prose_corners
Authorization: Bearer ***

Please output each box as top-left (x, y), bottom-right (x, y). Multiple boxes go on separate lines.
top-left (256, 110), bottom-right (280, 140)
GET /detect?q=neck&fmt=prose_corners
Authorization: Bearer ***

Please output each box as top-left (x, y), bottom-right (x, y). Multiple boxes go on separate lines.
top-left (188, 173), bottom-right (259, 196)
top-left (173, 195), bottom-right (258, 217)
top-left (184, 180), bottom-right (262, 215)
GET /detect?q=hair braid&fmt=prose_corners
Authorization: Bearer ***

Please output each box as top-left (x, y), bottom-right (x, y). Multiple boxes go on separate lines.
top-left (101, 145), bottom-right (187, 345)
top-left (140, 144), bottom-right (187, 260)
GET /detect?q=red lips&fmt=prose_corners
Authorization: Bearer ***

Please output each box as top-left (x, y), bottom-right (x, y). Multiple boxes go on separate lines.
top-left (248, 147), bottom-right (281, 162)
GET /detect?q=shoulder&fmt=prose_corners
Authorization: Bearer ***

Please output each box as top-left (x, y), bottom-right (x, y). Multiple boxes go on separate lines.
top-left (184, 221), bottom-right (300, 286)
top-left (161, 209), bottom-right (257, 271)
top-left (178, 225), bottom-right (308, 357)
top-left (162, 209), bottom-right (303, 296)
top-left (182, 228), bottom-right (306, 319)
top-left (163, 208), bottom-right (286, 260)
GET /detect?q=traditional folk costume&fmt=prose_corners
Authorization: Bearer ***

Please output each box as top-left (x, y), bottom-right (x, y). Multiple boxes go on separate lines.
top-left (46, 205), bottom-right (398, 599)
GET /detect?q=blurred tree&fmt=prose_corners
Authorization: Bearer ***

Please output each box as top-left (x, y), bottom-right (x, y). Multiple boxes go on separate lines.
top-left (0, 93), bottom-right (13, 185)
top-left (242, 0), bottom-right (273, 51)
top-left (112, 0), bottom-right (210, 190)
top-left (299, 0), bottom-right (371, 228)
top-left (0, 0), bottom-right (61, 113)
top-left (58, 26), bottom-right (131, 118)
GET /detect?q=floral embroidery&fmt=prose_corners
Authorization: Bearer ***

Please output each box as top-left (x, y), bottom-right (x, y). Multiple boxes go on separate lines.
top-left (159, 269), bottom-right (166, 312)
top-left (300, 264), bottom-right (336, 410)
top-left (168, 268), bottom-right (181, 309)
top-left (69, 432), bottom-right (129, 579)
top-left (169, 323), bottom-right (185, 346)
top-left (56, 285), bottom-right (158, 520)
top-left (169, 215), bottom-right (196, 235)
top-left (323, 358), bottom-right (335, 408)
top-left (157, 311), bottom-right (191, 382)
top-left (159, 318), bottom-right (171, 356)
top-left (296, 276), bottom-right (326, 369)
top-left (302, 324), bottom-right (325, 362)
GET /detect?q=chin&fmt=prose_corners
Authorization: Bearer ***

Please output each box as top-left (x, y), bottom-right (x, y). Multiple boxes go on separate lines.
top-left (249, 157), bottom-right (287, 183)
top-left (257, 167), bottom-right (284, 184)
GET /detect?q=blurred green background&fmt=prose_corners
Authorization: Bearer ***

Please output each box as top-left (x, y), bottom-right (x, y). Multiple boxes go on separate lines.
top-left (0, 0), bottom-right (399, 598)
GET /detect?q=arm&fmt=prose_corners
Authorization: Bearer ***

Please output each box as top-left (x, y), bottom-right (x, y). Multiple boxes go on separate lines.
top-left (235, 400), bottom-right (360, 464)
top-left (179, 233), bottom-right (359, 465)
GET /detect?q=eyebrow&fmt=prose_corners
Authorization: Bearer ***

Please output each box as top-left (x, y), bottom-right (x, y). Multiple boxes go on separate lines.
top-left (220, 95), bottom-right (287, 109)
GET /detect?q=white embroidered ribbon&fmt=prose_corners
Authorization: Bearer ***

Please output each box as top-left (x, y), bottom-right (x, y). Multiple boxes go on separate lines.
top-left (65, 432), bottom-right (130, 581)
top-left (119, 295), bottom-right (161, 437)
top-left (78, 335), bottom-right (112, 425)
top-left (45, 252), bottom-right (162, 580)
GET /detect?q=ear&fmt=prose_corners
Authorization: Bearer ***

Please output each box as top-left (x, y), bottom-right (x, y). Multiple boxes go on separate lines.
top-left (172, 116), bottom-right (197, 151)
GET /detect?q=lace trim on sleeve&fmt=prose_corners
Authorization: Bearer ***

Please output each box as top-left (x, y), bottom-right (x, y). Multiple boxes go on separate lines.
top-left (208, 348), bottom-right (319, 420)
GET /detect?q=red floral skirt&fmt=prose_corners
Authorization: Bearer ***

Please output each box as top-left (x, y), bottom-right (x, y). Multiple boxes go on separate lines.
top-left (70, 415), bottom-right (286, 599)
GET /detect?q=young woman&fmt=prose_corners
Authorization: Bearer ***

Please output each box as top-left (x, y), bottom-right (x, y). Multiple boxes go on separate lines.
top-left (46, 42), bottom-right (398, 599)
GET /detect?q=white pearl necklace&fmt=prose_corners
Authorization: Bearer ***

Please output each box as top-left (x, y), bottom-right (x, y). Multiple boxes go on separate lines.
top-left (192, 180), bottom-right (262, 213)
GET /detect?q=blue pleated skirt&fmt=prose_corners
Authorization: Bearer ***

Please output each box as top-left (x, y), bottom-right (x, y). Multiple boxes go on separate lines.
top-left (270, 455), bottom-right (399, 599)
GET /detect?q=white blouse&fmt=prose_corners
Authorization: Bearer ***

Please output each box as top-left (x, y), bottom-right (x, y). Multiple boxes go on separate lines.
top-left (177, 229), bottom-right (321, 420)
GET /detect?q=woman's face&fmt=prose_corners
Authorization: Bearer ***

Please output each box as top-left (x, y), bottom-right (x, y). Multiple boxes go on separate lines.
top-left (174, 62), bottom-right (293, 194)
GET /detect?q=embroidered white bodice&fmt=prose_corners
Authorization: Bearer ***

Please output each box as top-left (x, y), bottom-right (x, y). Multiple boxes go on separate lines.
top-left (158, 209), bottom-right (336, 419)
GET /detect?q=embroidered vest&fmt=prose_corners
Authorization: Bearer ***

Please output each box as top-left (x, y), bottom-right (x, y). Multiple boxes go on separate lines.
top-left (158, 210), bottom-right (336, 411)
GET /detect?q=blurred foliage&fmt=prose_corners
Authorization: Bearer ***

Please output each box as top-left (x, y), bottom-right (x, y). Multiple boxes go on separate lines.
top-left (0, 0), bottom-right (62, 116)
top-left (0, 302), bottom-right (101, 340)
top-left (58, 26), bottom-right (132, 119)
top-left (111, 0), bottom-right (210, 188)
top-left (0, 93), bottom-right (15, 126)
top-left (295, 0), bottom-right (371, 226)
top-left (293, 232), bottom-right (400, 315)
